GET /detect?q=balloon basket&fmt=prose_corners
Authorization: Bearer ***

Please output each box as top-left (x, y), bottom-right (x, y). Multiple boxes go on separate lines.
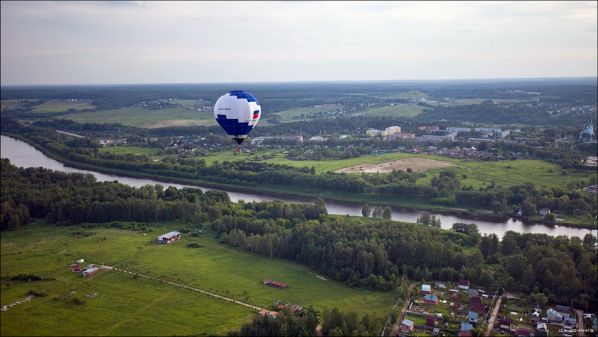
top-left (234, 145), bottom-right (241, 153)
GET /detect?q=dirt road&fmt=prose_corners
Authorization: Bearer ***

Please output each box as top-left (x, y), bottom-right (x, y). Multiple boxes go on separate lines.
top-left (100, 265), bottom-right (267, 312)
top-left (486, 294), bottom-right (503, 336)
top-left (388, 283), bottom-right (416, 337)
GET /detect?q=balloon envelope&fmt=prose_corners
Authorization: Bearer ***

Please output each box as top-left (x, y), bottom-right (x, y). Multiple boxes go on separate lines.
top-left (213, 90), bottom-right (261, 145)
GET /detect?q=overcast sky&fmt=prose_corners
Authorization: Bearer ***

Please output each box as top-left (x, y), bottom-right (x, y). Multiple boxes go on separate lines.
top-left (1, 1), bottom-right (596, 85)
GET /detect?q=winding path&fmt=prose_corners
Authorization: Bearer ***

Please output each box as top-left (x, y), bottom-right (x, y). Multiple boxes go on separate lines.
top-left (98, 264), bottom-right (267, 312)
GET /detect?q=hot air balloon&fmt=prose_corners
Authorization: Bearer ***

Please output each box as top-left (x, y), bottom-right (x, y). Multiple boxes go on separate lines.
top-left (213, 90), bottom-right (261, 151)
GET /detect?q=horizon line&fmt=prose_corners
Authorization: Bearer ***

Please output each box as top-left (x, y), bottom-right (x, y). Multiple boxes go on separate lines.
top-left (2, 75), bottom-right (597, 88)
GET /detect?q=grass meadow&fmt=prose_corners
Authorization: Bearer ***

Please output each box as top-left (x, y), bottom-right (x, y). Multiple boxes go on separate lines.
top-left (32, 101), bottom-right (96, 113)
top-left (273, 104), bottom-right (342, 121)
top-left (1, 223), bottom-right (395, 336)
top-left (361, 104), bottom-right (426, 117)
top-left (60, 107), bottom-right (215, 128)
top-left (192, 150), bottom-right (592, 190)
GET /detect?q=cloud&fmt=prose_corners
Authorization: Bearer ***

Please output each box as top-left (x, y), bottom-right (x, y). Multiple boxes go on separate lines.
top-left (1, 1), bottom-right (596, 84)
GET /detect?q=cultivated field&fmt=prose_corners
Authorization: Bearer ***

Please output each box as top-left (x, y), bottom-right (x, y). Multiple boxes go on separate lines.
top-left (1, 224), bottom-right (395, 336)
top-left (273, 104), bottom-right (342, 121)
top-left (335, 157), bottom-right (454, 173)
top-left (32, 101), bottom-right (96, 113)
top-left (60, 107), bottom-right (215, 128)
top-left (361, 104), bottom-right (426, 117)
top-left (98, 146), bottom-right (162, 156)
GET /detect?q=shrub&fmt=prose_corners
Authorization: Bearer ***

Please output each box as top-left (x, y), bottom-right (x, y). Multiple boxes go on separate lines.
top-left (27, 289), bottom-right (49, 297)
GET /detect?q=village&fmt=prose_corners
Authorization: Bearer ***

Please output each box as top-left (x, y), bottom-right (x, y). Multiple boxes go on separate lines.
top-left (396, 280), bottom-right (597, 337)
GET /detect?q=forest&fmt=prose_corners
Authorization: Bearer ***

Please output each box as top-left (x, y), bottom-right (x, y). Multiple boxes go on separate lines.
top-left (1, 159), bottom-right (596, 312)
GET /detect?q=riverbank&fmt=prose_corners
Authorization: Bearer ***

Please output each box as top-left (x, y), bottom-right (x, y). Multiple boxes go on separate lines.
top-left (2, 132), bottom-right (596, 231)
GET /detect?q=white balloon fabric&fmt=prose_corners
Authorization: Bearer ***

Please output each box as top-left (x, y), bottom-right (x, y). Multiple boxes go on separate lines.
top-left (213, 90), bottom-right (261, 145)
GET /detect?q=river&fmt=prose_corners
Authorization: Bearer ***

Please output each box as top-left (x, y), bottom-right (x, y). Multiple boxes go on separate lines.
top-left (1, 135), bottom-right (595, 238)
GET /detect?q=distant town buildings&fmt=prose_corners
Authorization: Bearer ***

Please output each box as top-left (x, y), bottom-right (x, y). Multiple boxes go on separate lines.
top-left (251, 136), bottom-right (303, 145)
top-left (418, 125), bottom-right (440, 132)
top-left (579, 121), bottom-right (596, 143)
top-left (309, 136), bottom-right (327, 142)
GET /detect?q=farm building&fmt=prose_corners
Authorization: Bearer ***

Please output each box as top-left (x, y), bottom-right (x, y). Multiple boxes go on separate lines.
top-left (400, 319), bottom-right (414, 333)
top-left (82, 267), bottom-right (100, 277)
top-left (469, 296), bottom-right (486, 314)
top-left (546, 308), bottom-right (563, 322)
top-left (157, 231), bottom-right (181, 244)
top-left (421, 284), bottom-right (432, 294)
top-left (467, 311), bottom-right (478, 324)
top-left (497, 317), bottom-right (512, 330)
top-left (515, 327), bottom-right (534, 337)
top-left (424, 294), bottom-right (439, 304)
top-left (259, 309), bottom-right (279, 318)
top-left (536, 322), bottom-right (549, 337)
top-left (263, 279), bottom-right (288, 289)
top-left (457, 280), bottom-right (470, 290)
top-left (458, 322), bottom-right (473, 337)
top-left (275, 302), bottom-right (303, 314)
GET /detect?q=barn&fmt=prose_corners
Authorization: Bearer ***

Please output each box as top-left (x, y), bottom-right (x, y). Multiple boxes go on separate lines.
top-left (263, 279), bottom-right (288, 289)
top-left (82, 267), bottom-right (100, 277)
top-left (158, 231), bottom-right (181, 244)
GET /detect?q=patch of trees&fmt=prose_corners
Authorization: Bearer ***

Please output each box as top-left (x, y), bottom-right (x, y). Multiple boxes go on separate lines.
top-left (228, 307), bottom-right (381, 337)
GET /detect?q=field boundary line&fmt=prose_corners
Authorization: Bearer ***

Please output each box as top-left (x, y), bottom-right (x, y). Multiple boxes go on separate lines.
top-left (105, 265), bottom-right (266, 312)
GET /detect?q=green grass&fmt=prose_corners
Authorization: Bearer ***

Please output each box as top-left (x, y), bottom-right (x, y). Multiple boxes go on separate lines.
top-left (1, 224), bottom-right (395, 336)
top-left (438, 159), bottom-right (591, 190)
top-left (32, 101), bottom-right (96, 113)
top-left (274, 104), bottom-right (341, 121)
top-left (361, 104), bottom-right (425, 118)
top-left (98, 146), bottom-right (161, 156)
top-left (200, 150), bottom-right (449, 173)
top-left (198, 150), bottom-right (592, 190)
top-left (60, 107), bottom-right (215, 128)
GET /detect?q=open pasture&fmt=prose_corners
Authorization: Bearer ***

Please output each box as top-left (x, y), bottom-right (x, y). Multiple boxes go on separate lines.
top-left (60, 107), bottom-right (215, 128)
top-left (361, 104), bottom-right (426, 117)
top-left (1, 224), bottom-right (394, 335)
top-left (273, 104), bottom-right (342, 121)
top-left (32, 101), bottom-right (96, 113)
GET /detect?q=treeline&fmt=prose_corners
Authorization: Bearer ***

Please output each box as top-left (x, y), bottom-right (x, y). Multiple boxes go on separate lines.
top-left (0, 159), bottom-right (328, 230)
top-left (418, 100), bottom-right (597, 126)
top-left (228, 307), bottom-right (381, 337)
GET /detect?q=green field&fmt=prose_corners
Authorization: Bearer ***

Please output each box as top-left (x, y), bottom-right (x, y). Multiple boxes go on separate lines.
top-left (361, 104), bottom-right (426, 117)
top-left (1, 224), bottom-right (395, 336)
top-left (60, 107), bottom-right (215, 128)
top-left (32, 101), bottom-right (96, 113)
top-left (274, 104), bottom-right (341, 121)
top-left (195, 150), bottom-right (592, 190)
top-left (98, 146), bottom-right (162, 157)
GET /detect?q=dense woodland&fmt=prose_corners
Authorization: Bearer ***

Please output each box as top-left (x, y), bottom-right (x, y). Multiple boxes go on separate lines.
top-left (1, 160), bottom-right (597, 312)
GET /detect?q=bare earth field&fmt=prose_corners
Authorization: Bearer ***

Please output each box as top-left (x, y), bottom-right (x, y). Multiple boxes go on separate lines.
top-left (335, 157), bottom-right (454, 173)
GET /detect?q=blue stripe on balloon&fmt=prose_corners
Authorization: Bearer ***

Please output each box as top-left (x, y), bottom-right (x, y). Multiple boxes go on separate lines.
top-left (216, 114), bottom-right (254, 137)
top-left (229, 90), bottom-right (258, 103)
